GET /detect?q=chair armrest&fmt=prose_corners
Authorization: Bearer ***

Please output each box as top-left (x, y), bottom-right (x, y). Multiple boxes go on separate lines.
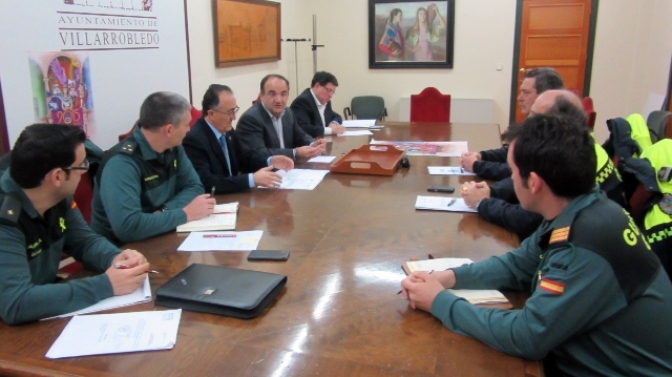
top-left (343, 107), bottom-right (352, 120)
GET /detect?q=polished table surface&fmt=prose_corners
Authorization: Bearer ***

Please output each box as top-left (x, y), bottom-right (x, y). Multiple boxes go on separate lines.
top-left (0, 123), bottom-right (542, 377)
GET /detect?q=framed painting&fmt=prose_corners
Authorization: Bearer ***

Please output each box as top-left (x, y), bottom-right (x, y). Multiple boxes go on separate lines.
top-left (212, 0), bottom-right (281, 67)
top-left (369, 0), bottom-right (455, 69)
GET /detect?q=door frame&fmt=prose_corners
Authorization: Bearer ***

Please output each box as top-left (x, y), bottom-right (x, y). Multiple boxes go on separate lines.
top-left (508, 0), bottom-right (600, 124)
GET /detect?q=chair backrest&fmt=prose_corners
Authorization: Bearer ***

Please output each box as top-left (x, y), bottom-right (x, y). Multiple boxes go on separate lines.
top-left (581, 97), bottom-right (597, 130)
top-left (646, 110), bottom-right (672, 143)
top-left (73, 171), bottom-right (93, 224)
top-left (410, 87), bottom-right (451, 122)
top-left (118, 123), bottom-right (136, 142)
top-left (189, 106), bottom-right (202, 127)
top-left (351, 96), bottom-right (386, 120)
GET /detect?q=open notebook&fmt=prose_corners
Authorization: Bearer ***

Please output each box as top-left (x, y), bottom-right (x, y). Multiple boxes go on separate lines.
top-left (176, 202), bottom-right (238, 232)
top-left (403, 258), bottom-right (508, 305)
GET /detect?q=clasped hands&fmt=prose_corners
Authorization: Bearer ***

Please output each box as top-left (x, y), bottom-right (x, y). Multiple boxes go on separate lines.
top-left (400, 269), bottom-right (456, 312)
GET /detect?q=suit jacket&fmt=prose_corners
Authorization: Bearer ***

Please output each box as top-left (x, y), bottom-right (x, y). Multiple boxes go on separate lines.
top-left (289, 88), bottom-right (342, 137)
top-left (236, 102), bottom-right (314, 163)
top-left (182, 118), bottom-right (266, 194)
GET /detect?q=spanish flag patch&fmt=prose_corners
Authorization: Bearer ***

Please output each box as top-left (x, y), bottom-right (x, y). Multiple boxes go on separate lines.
top-left (71, 201), bottom-right (78, 209)
top-left (549, 226), bottom-right (570, 244)
top-left (539, 278), bottom-right (565, 295)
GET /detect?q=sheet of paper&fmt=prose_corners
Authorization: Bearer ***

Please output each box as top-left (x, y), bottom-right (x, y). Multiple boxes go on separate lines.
top-left (428, 166), bottom-right (476, 176)
top-left (342, 119), bottom-right (376, 128)
top-left (342, 130), bottom-right (374, 136)
top-left (272, 169), bottom-right (329, 190)
top-left (176, 202), bottom-right (238, 232)
top-left (415, 196), bottom-right (477, 213)
top-left (177, 230), bottom-right (264, 252)
top-left (46, 309), bottom-right (181, 359)
top-left (308, 155), bottom-right (337, 163)
top-left (45, 276), bottom-right (151, 320)
top-left (370, 140), bottom-right (468, 157)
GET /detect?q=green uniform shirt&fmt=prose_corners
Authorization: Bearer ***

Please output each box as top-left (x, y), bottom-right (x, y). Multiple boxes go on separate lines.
top-left (91, 127), bottom-right (204, 244)
top-left (0, 171), bottom-right (120, 325)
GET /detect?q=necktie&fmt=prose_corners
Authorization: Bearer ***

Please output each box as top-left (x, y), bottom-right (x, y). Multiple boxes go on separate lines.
top-left (219, 135), bottom-right (233, 175)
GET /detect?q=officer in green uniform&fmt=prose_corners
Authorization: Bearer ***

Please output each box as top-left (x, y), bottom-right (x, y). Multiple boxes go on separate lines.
top-left (91, 92), bottom-right (215, 244)
top-left (0, 124), bottom-right (150, 325)
top-left (401, 114), bottom-right (672, 376)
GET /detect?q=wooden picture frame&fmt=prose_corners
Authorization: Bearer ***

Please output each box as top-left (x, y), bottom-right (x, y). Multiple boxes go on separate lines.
top-left (369, 0), bottom-right (455, 69)
top-left (212, 0), bottom-right (281, 68)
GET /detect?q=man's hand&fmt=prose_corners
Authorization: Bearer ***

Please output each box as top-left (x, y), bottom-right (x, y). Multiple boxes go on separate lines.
top-left (253, 166), bottom-right (283, 188)
top-left (182, 194), bottom-right (216, 221)
top-left (270, 155), bottom-right (294, 171)
top-left (329, 122), bottom-right (346, 135)
top-left (460, 152), bottom-right (482, 172)
top-left (111, 249), bottom-right (147, 268)
top-left (106, 251), bottom-right (150, 295)
top-left (401, 271), bottom-right (447, 312)
top-left (296, 139), bottom-right (326, 159)
top-left (461, 181), bottom-right (490, 207)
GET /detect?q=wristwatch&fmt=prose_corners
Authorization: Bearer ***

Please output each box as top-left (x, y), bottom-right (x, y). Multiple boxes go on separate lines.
top-left (160, 205), bottom-right (169, 212)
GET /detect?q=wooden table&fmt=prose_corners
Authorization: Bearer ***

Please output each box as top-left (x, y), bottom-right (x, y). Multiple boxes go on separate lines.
top-left (0, 123), bottom-right (543, 377)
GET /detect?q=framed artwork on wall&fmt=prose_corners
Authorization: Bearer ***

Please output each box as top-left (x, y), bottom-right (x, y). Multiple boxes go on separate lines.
top-left (212, 0), bottom-right (281, 68)
top-left (369, 0), bottom-right (455, 69)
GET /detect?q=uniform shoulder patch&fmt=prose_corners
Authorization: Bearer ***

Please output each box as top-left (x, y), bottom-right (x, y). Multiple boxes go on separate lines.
top-left (549, 226), bottom-right (570, 244)
top-left (539, 278), bottom-right (565, 295)
top-left (120, 142), bottom-right (135, 154)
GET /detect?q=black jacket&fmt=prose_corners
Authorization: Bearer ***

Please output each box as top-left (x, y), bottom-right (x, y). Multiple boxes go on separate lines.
top-left (473, 146), bottom-right (511, 181)
top-left (289, 88), bottom-right (342, 138)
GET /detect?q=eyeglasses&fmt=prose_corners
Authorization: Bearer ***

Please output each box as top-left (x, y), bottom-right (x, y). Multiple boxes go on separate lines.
top-left (212, 106), bottom-right (240, 116)
top-left (63, 159), bottom-right (90, 172)
top-left (321, 84), bottom-right (336, 95)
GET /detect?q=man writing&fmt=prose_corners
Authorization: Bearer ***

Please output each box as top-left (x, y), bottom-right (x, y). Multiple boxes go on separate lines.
top-left (92, 91), bottom-right (214, 244)
top-left (290, 71), bottom-right (345, 138)
top-left (0, 124), bottom-right (149, 324)
top-left (183, 84), bottom-right (294, 193)
top-left (236, 74), bottom-right (326, 165)
top-left (402, 114), bottom-right (672, 376)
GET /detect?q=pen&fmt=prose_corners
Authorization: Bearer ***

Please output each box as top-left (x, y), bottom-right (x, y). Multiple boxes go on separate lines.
top-left (114, 263), bottom-right (159, 274)
top-left (447, 198), bottom-right (457, 207)
top-left (398, 269), bottom-right (434, 294)
top-left (203, 234), bottom-right (237, 238)
top-left (460, 167), bottom-right (464, 173)
top-left (210, 186), bottom-right (215, 198)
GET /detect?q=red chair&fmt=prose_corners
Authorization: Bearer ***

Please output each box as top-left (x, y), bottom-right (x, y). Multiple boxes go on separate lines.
top-left (73, 171), bottom-right (93, 224)
top-left (410, 87), bottom-right (451, 122)
top-left (582, 97), bottom-right (596, 131)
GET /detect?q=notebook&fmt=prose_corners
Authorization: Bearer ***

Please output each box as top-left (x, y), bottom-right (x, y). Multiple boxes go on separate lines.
top-left (155, 264), bottom-right (287, 319)
top-left (176, 202), bottom-right (238, 232)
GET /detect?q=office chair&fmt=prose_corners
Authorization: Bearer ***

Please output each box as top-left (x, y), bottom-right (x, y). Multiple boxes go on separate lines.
top-left (646, 110), bottom-right (671, 143)
top-left (343, 96), bottom-right (387, 120)
top-left (582, 97), bottom-right (596, 131)
top-left (410, 87), bottom-right (451, 122)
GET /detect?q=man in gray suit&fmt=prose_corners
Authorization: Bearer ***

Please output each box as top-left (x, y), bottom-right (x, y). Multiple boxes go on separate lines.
top-left (236, 74), bottom-right (326, 171)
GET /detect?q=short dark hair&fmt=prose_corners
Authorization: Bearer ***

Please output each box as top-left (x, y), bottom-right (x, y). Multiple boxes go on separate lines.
top-left (10, 124), bottom-right (86, 188)
top-left (547, 96), bottom-right (587, 128)
top-left (509, 113), bottom-right (595, 199)
top-left (260, 74), bottom-right (290, 93)
top-left (201, 84), bottom-right (233, 113)
top-left (524, 68), bottom-right (564, 94)
top-left (311, 71), bottom-right (338, 88)
top-left (389, 8), bottom-right (402, 22)
top-left (138, 91), bottom-right (191, 130)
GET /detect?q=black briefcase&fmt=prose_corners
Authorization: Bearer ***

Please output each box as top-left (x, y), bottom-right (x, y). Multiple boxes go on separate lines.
top-left (155, 263), bottom-right (287, 319)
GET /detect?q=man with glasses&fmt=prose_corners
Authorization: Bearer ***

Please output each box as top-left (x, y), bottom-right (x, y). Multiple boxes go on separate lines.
top-left (290, 71), bottom-right (345, 138)
top-left (91, 91), bottom-right (214, 245)
top-left (183, 84), bottom-right (294, 194)
top-left (0, 124), bottom-right (150, 324)
top-left (237, 74), bottom-right (326, 164)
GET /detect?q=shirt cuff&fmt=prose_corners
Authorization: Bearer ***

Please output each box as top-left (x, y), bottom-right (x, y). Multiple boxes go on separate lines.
top-left (247, 173), bottom-right (254, 188)
top-left (266, 156), bottom-right (273, 167)
top-left (324, 127), bottom-right (333, 135)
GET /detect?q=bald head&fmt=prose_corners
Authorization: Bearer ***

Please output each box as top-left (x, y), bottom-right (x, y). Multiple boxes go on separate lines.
top-left (530, 89), bottom-right (587, 127)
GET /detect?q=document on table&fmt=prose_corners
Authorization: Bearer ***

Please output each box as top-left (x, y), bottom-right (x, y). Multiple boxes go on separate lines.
top-left (44, 276), bottom-right (152, 320)
top-left (177, 230), bottom-right (264, 252)
top-left (176, 202), bottom-right (238, 232)
top-left (341, 130), bottom-right (374, 136)
top-left (273, 169), bottom-right (329, 190)
top-left (342, 119), bottom-right (377, 128)
top-left (415, 196), bottom-right (477, 213)
top-left (404, 258), bottom-right (508, 304)
top-left (428, 166), bottom-right (476, 176)
top-left (308, 155), bottom-right (337, 163)
top-left (45, 309), bottom-right (181, 359)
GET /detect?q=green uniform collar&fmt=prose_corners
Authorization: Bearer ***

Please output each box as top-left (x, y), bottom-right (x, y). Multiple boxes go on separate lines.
top-left (0, 171), bottom-right (41, 220)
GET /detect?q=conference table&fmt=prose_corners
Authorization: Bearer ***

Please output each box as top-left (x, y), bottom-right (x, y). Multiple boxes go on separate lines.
top-left (0, 122), bottom-right (543, 377)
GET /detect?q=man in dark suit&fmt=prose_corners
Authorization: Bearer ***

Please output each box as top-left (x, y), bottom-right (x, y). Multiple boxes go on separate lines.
top-left (236, 74), bottom-right (326, 164)
top-left (183, 84), bottom-right (294, 194)
top-left (290, 71), bottom-right (345, 138)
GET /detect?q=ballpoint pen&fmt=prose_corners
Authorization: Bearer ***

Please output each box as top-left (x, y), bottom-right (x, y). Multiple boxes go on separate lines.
top-left (203, 234), bottom-right (237, 238)
top-left (398, 270), bottom-right (434, 294)
top-left (210, 186), bottom-right (215, 198)
top-left (114, 263), bottom-right (159, 274)
top-left (447, 198), bottom-right (457, 207)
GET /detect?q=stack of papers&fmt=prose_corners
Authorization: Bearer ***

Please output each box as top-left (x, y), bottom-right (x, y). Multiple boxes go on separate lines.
top-left (308, 156), bottom-right (337, 163)
top-left (341, 130), bottom-right (374, 136)
top-left (342, 119), bottom-right (377, 128)
top-left (46, 309), bottom-right (182, 359)
top-left (176, 202), bottom-right (238, 232)
top-left (273, 169), bottom-right (329, 190)
top-left (415, 196), bottom-right (477, 213)
top-left (45, 276), bottom-right (152, 319)
top-left (177, 230), bottom-right (264, 252)
top-left (404, 258), bottom-right (508, 304)
top-left (428, 166), bottom-right (476, 176)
